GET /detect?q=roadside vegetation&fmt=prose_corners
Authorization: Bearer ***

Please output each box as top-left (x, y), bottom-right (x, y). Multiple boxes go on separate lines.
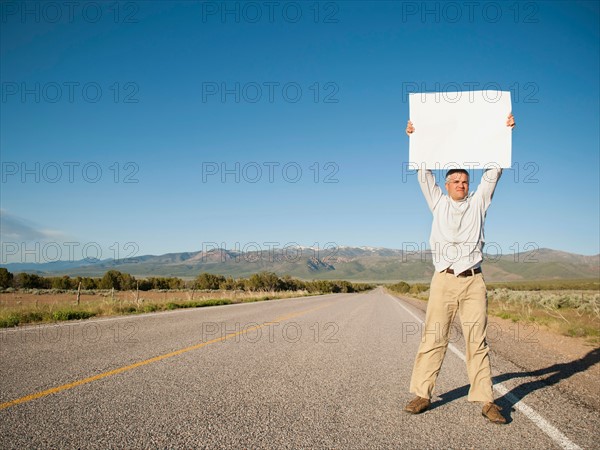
top-left (0, 268), bottom-right (374, 328)
top-left (387, 279), bottom-right (600, 342)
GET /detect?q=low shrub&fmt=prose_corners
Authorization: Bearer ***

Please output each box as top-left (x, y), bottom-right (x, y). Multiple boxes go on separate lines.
top-left (51, 310), bottom-right (96, 321)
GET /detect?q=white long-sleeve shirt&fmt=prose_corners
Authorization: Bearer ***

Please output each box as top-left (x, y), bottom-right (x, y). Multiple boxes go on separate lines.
top-left (418, 169), bottom-right (502, 274)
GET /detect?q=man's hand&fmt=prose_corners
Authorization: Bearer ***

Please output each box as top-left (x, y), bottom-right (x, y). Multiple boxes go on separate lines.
top-left (406, 120), bottom-right (415, 136)
top-left (506, 113), bottom-right (515, 129)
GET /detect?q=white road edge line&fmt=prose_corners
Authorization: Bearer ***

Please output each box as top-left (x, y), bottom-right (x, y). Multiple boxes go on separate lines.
top-left (388, 294), bottom-right (582, 450)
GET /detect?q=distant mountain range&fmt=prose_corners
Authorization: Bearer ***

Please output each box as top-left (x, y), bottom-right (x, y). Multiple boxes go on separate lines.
top-left (2, 247), bottom-right (598, 283)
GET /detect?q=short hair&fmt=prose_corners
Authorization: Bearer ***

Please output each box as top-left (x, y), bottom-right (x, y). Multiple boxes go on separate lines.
top-left (445, 169), bottom-right (469, 183)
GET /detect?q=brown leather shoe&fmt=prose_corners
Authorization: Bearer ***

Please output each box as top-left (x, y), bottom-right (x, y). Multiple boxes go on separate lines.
top-left (404, 396), bottom-right (430, 414)
top-left (482, 402), bottom-right (506, 424)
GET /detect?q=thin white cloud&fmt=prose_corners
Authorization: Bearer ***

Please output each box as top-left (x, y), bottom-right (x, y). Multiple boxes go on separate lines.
top-left (0, 209), bottom-right (68, 242)
top-left (0, 210), bottom-right (78, 263)
top-left (0, 209), bottom-right (60, 241)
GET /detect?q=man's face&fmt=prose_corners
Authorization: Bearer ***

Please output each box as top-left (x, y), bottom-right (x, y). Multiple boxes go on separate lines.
top-left (445, 173), bottom-right (469, 201)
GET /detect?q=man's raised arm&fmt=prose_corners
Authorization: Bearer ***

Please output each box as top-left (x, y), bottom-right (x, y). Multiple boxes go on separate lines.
top-left (417, 169), bottom-right (443, 212)
top-left (477, 167), bottom-right (502, 210)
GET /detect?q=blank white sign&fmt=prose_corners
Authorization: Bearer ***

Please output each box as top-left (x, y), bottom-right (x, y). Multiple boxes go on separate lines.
top-left (409, 90), bottom-right (512, 169)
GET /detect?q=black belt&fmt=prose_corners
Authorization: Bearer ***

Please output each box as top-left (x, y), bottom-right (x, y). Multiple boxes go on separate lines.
top-left (443, 267), bottom-right (482, 277)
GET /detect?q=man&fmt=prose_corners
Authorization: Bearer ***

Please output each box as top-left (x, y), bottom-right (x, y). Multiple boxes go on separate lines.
top-left (403, 114), bottom-right (515, 424)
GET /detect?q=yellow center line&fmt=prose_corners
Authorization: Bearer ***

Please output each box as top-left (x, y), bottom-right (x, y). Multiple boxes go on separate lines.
top-left (1, 302), bottom-right (332, 411)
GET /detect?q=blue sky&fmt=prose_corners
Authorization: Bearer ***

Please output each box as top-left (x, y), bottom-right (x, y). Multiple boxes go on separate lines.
top-left (1, 0), bottom-right (599, 264)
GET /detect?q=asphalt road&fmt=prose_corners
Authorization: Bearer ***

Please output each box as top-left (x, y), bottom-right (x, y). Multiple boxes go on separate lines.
top-left (0, 288), bottom-right (596, 449)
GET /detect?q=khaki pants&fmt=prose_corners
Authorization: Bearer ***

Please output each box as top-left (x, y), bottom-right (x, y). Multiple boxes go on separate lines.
top-left (409, 271), bottom-right (494, 403)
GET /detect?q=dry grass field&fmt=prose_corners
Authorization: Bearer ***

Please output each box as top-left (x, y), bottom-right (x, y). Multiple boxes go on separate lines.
top-left (487, 288), bottom-right (600, 340)
top-left (397, 285), bottom-right (599, 342)
top-left (0, 289), bottom-right (314, 328)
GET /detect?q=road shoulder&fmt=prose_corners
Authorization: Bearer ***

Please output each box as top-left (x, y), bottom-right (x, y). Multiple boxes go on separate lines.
top-left (390, 292), bottom-right (600, 412)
